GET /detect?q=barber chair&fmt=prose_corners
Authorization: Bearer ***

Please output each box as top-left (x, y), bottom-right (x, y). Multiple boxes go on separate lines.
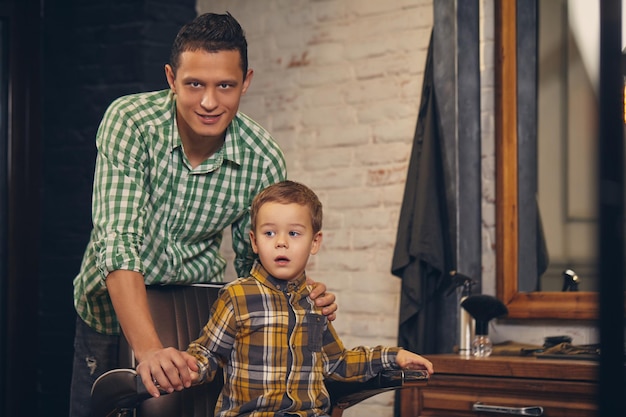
top-left (91, 283), bottom-right (428, 417)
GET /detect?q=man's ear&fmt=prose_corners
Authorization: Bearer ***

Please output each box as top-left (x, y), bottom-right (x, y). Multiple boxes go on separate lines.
top-left (241, 69), bottom-right (254, 95)
top-left (249, 230), bottom-right (259, 254)
top-left (165, 64), bottom-right (176, 92)
top-left (310, 231), bottom-right (323, 255)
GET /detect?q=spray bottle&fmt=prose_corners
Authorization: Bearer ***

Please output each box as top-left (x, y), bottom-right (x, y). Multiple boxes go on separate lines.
top-left (447, 271), bottom-right (476, 356)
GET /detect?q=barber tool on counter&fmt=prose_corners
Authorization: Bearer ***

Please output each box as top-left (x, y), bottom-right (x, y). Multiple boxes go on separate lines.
top-left (446, 271), bottom-right (477, 356)
top-left (461, 294), bottom-right (508, 357)
top-left (561, 269), bottom-right (580, 291)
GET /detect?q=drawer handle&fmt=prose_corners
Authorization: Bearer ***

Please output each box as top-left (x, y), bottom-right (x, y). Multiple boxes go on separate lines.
top-left (472, 402), bottom-right (544, 416)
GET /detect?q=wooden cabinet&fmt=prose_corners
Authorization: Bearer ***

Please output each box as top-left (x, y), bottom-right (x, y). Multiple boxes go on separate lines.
top-left (401, 354), bottom-right (598, 417)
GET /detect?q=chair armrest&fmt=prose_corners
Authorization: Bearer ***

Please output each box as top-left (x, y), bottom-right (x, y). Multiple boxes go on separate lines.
top-left (326, 369), bottom-right (429, 412)
top-left (92, 367), bottom-right (222, 417)
top-left (91, 368), bottom-right (155, 417)
top-left (92, 368), bottom-right (429, 417)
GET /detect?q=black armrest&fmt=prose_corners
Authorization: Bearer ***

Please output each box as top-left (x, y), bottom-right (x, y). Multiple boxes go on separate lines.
top-left (91, 368), bottom-right (429, 417)
top-left (91, 367), bottom-right (221, 417)
top-left (90, 368), bottom-right (154, 417)
top-left (325, 369), bottom-right (429, 412)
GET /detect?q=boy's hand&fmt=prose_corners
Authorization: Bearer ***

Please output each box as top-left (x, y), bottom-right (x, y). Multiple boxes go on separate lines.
top-left (189, 369), bottom-right (201, 384)
top-left (136, 347), bottom-right (199, 397)
top-left (307, 279), bottom-right (337, 321)
top-left (395, 349), bottom-right (434, 375)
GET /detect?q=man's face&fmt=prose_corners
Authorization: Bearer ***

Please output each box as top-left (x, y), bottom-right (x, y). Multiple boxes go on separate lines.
top-left (165, 49), bottom-right (253, 144)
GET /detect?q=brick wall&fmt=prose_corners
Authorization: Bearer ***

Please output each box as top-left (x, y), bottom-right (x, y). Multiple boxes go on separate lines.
top-left (31, 1), bottom-right (596, 416)
top-left (196, 1), bottom-right (433, 415)
top-left (34, 0), bottom-right (596, 416)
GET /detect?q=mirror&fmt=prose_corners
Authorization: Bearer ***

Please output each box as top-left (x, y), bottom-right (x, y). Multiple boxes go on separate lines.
top-left (537, 0), bottom-right (599, 292)
top-left (494, 0), bottom-right (598, 320)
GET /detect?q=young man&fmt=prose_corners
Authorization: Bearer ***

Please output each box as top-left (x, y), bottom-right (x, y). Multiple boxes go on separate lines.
top-left (137, 181), bottom-right (434, 417)
top-left (70, 13), bottom-right (337, 417)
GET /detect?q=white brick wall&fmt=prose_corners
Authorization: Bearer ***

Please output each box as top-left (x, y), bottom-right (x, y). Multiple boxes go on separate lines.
top-left (196, 1), bottom-right (433, 415)
top-left (193, 1), bottom-right (596, 415)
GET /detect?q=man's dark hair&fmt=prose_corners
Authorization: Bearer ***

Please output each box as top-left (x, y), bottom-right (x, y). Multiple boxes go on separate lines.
top-left (170, 12), bottom-right (248, 79)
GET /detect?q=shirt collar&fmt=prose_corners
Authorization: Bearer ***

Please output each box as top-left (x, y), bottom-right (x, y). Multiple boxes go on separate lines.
top-left (222, 118), bottom-right (243, 166)
top-left (250, 260), bottom-right (308, 294)
top-left (168, 92), bottom-right (183, 151)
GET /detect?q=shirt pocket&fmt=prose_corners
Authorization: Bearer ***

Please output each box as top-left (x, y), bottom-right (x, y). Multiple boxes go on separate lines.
top-left (305, 313), bottom-right (326, 352)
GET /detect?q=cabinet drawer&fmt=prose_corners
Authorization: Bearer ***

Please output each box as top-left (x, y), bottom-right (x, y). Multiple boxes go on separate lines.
top-left (407, 375), bottom-right (597, 417)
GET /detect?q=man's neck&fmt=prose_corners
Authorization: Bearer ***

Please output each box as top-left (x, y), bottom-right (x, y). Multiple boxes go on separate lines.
top-left (183, 137), bottom-right (224, 169)
top-left (178, 122), bottom-right (226, 169)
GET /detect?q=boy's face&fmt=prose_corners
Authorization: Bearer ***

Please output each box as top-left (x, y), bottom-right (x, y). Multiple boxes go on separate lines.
top-left (250, 202), bottom-right (322, 281)
top-left (165, 49), bottom-right (253, 145)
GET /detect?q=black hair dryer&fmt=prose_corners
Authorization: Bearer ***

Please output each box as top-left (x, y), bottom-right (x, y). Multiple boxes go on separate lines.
top-left (461, 294), bottom-right (508, 357)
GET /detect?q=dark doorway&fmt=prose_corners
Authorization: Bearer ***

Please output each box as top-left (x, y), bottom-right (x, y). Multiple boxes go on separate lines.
top-left (1, 0), bottom-right (196, 416)
top-left (0, 0), bottom-right (42, 416)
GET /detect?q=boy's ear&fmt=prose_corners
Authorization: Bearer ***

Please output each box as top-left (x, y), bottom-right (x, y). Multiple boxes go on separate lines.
top-left (249, 230), bottom-right (259, 254)
top-left (310, 231), bottom-right (323, 255)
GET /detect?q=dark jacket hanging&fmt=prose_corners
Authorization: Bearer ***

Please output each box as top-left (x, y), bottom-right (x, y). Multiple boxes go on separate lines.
top-left (391, 32), bottom-right (453, 355)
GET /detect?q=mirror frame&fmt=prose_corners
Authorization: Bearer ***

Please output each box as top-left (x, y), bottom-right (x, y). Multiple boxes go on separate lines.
top-left (494, 0), bottom-right (598, 320)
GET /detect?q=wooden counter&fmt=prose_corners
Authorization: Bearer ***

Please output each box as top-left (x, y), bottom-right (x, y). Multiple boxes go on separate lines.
top-left (401, 354), bottom-right (598, 416)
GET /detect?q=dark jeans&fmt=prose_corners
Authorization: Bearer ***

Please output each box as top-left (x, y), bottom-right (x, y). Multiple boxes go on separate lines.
top-left (69, 316), bottom-right (120, 417)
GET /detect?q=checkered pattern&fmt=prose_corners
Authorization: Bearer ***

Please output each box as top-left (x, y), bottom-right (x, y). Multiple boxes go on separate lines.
top-left (73, 90), bottom-right (287, 335)
top-left (188, 261), bottom-right (400, 417)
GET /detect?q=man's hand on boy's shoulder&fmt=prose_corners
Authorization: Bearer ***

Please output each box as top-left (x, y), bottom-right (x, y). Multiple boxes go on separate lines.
top-left (307, 279), bottom-right (337, 321)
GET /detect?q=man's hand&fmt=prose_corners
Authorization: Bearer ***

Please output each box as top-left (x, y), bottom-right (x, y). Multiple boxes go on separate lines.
top-left (106, 271), bottom-right (202, 397)
top-left (307, 279), bottom-right (337, 321)
top-left (135, 348), bottom-right (199, 398)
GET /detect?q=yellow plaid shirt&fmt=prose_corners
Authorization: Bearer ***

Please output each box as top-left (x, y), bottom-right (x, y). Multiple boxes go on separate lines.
top-left (187, 262), bottom-right (400, 417)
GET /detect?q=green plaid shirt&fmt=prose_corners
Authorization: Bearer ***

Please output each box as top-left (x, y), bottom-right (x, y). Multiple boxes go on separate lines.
top-left (73, 90), bottom-right (286, 335)
top-left (187, 262), bottom-right (400, 417)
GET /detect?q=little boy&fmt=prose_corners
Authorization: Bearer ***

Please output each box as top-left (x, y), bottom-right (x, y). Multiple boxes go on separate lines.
top-left (139, 180), bottom-right (434, 416)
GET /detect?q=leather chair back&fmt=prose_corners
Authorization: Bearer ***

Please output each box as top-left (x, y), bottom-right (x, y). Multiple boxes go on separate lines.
top-left (119, 284), bottom-right (225, 417)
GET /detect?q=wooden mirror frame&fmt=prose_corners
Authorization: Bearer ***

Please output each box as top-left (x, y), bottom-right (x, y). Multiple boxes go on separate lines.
top-left (494, 0), bottom-right (598, 320)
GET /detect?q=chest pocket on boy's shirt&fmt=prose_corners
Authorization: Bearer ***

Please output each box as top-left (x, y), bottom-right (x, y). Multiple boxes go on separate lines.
top-left (305, 313), bottom-right (326, 352)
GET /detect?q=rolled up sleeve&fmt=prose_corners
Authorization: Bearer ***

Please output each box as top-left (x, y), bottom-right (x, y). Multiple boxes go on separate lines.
top-left (94, 232), bottom-right (144, 279)
top-left (91, 100), bottom-right (149, 279)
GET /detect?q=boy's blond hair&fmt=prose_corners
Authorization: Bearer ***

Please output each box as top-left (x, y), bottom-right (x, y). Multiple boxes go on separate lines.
top-left (250, 180), bottom-right (323, 234)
